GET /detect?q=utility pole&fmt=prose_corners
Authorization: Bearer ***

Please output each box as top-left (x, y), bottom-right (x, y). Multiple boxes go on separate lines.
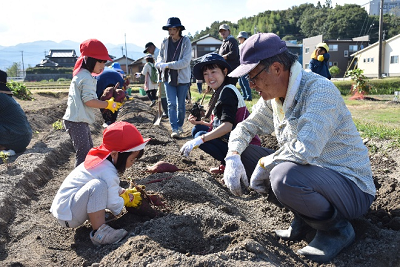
top-left (21, 51), bottom-right (25, 77)
top-left (378, 0), bottom-right (384, 79)
top-left (125, 33), bottom-right (129, 75)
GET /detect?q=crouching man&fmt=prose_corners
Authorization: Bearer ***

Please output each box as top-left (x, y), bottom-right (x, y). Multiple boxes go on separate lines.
top-left (222, 33), bottom-right (375, 263)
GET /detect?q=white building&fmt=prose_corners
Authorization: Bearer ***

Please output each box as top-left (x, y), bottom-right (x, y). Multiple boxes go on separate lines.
top-left (362, 0), bottom-right (400, 16)
top-left (350, 33), bottom-right (400, 78)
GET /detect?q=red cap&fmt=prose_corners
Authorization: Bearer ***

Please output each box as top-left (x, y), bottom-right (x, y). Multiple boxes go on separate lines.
top-left (84, 121), bottom-right (150, 169)
top-left (73, 39), bottom-right (112, 76)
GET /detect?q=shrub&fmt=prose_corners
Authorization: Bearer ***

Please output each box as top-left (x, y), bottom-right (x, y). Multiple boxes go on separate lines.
top-left (6, 81), bottom-right (33, 100)
top-left (329, 66), bottom-right (340, 78)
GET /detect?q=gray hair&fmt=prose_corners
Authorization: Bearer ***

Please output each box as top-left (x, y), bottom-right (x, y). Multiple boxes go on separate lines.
top-left (260, 50), bottom-right (298, 71)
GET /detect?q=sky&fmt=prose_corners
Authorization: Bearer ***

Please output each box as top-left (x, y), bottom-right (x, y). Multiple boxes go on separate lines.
top-left (0, 0), bottom-right (369, 49)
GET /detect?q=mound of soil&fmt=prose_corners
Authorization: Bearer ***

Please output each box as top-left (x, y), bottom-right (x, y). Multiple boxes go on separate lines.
top-left (0, 91), bottom-right (399, 266)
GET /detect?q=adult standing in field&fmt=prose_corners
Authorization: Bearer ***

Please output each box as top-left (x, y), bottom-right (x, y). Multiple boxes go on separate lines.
top-left (143, 42), bottom-right (168, 118)
top-left (223, 33), bottom-right (375, 263)
top-left (141, 55), bottom-right (158, 107)
top-left (218, 24), bottom-right (240, 86)
top-left (156, 17), bottom-right (192, 138)
top-left (237, 31), bottom-right (252, 101)
top-left (309, 42), bottom-right (331, 80)
top-left (0, 70), bottom-right (32, 156)
top-left (63, 39), bottom-right (122, 167)
top-left (95, 67), bottom-right (125, 127)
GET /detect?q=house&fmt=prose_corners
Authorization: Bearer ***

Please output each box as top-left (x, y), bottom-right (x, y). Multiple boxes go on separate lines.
top-left (191, 34), bottom-right (222, 59)
top-left (106, 55), bottom-right (135, 75)
top-left (362, 0), bottom-right (400, 16)
top-left (128, 56), bottom-right (147, 83)
top-left (36, 49), bottom-right (78, 68)
top-left (350, 33), bottom-right (400, 78)
top-left (286, 41), bottom-right (303, 65)
top-left (302, 35), bottom-right (370, 77)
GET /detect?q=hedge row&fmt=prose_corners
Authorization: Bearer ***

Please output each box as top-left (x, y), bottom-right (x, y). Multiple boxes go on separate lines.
top-left (26, 67), bottom-right (73, 74)
top-left (333, 77), bottom-right (400, 95)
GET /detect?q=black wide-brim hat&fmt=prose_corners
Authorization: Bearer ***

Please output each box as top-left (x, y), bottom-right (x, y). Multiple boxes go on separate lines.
top-left (192, 53), bottom-right (232, 80)
top-left (162, 17), bottom-right (185, 30)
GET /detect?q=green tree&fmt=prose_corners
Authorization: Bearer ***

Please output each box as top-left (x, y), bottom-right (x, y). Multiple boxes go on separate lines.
top-left (329, 66), bottom-right (340, 78)
top-left (6, 62), bottom-right (20, 77)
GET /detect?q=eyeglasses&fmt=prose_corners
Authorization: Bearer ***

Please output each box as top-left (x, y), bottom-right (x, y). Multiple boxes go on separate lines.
top-left (96, 59), bottom-right (107, 63)
top-left (246, 66), bottom-right (268, 85)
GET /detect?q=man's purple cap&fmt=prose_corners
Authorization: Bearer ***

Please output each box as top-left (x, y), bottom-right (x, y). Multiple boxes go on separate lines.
top-left (229, 33), bottom-right (287, 78)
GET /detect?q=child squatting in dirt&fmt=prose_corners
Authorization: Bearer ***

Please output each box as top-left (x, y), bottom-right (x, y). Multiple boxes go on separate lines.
top-left (50, 121), bottom-right (150, 245)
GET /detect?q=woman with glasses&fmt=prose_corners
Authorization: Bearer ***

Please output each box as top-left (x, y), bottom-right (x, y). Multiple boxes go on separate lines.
top-left (63, 39), bottom-right (122, 167)
top-left (156, 17), bottom-right (192, 138)
top-left (180, 53), bottom-right (260, 174)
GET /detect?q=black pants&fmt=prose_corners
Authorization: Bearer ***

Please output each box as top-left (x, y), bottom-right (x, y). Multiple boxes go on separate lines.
top-left (146, 89), bottom-right (157, 102)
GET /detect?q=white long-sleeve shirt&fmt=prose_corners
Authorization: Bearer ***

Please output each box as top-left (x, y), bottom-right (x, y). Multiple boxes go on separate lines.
top-left (50, 160), bottom-right (124, 220)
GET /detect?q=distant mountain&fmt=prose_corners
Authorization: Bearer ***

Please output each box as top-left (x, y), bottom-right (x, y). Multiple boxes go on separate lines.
top-left (0, 40), bottom-right (145, 71)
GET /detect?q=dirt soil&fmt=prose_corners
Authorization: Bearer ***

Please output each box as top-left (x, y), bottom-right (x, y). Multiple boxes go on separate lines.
top-left (1, 91), bottom-right (399, 267)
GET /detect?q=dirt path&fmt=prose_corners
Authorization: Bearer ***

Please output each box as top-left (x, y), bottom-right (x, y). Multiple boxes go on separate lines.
top-left (0, 92), bottom-right (399, 266)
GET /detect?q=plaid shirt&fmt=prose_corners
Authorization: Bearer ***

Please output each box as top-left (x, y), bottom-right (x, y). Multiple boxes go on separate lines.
top-left (228, 63), bottom-right (376, 196)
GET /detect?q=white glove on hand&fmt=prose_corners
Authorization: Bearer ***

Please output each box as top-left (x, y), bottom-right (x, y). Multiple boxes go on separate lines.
top-left (249, 158), bottom-right (271, 195)
top-left (223, 154), bottom-right (249, 196)
top-left (180, 136), bottom-right (204, 157)
top-left (155, 62), bottom-right (168, 71)
top-left (135, 72), bottom-right (141, 78)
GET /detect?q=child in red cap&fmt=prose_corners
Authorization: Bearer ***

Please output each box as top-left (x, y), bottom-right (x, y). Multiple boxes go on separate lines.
top-left (50, 121), bottom-right (150, 246)
top-left (63, 39), bottom-right (123, 167)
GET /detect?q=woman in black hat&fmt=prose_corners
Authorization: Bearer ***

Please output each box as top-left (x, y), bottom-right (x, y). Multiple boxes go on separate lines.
top-left (156, 17), bottom-right (192, 138)
top-left (0, 70), bottom-right (32, 155)
top-left (179, 53), bottom-right (261, 174)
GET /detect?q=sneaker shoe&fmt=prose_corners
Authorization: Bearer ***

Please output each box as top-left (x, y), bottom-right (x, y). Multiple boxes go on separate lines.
top-left (171, 130), bottom-right (180, 138)
top-left (178, 127), bottom-right (183, 134)
top-left (90, 224), bottom-right (128, 246)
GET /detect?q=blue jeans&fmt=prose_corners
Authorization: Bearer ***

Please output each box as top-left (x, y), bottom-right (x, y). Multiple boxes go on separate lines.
top-left (164, 82), bottom-right (189, 131)
top-left (238, 76), bottom-right (252, 100)
top-left (196, 82), bottom-right (202, 93)
top-left (192, 125), bottom-right (228, 163)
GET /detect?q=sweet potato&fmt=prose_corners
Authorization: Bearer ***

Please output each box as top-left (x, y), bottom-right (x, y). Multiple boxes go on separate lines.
top-left (113, 88), bottom-right (126, 103)
top-left (146, 161), bottom-right (183, 173)
top-left (100, 86), bottom-right (114, 101)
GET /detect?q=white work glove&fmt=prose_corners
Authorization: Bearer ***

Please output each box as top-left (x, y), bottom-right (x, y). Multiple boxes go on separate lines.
top-left (155, 62), bottom-right (169, 71)
top-left (223, 154), bottom-right (249, 196)
top-left (249, 158), bottom-right (271, 195)
top-left (180, 136), bottom-right (204, 157)
top-left (135, 72), bottom-right (141, 78)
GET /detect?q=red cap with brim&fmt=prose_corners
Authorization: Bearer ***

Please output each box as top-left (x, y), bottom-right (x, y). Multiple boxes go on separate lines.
top-left (73, 39), bottom-right (112, 76)
top-left (84, 121), bottom-right (150, 169)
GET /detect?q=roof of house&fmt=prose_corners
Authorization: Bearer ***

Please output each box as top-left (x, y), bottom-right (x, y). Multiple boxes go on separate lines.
top-left (191, 34), bottom-right (222, 45)
top-left (36, 58), bottom-right (59, 67)
top-left (47, 49), bottom-right (77, 58)
top-left (351, 33), bottom-right (400, 57)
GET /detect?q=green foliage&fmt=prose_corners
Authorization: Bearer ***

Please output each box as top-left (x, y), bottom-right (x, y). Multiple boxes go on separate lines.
top-left (52, 120), bottom-right (63, 130)
top-left (0, 151), bottom-right (9, 164)
top-left (191, 3), bottom-right (399, 43)
top-left (6, 81), bottom-right (33, 100)
top-left (329, 66), bottom-right (340, 78)
top-left (334, 78), bottom-right (400, 95)
top-left (26, 67), bottom-right (73, 74)
top-left (6, 62), bottom-right (20, 77)
top-left (57, 78), bottom-right (71, 82)
top-left (346, 68), bottom-right (375, 95)
top-left (354, 119), bottom-right (400, 143)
